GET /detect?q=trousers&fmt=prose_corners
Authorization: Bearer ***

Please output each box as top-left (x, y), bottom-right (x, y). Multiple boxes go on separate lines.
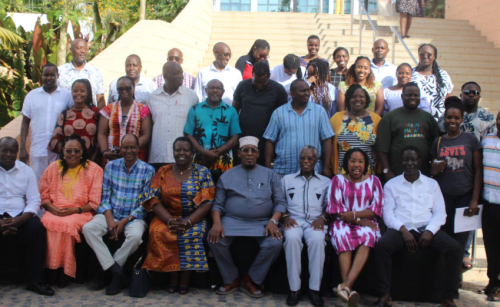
top-left (375, 228), bottom-right (462, 299)
top-left (482, 201), bottom-right (500, 286)
top-left (208, 235), bottom-right (282, 285)
top-left (283, 223), bottom-right (326, 291)
top-left (82, 214), bottom-right (147, 271)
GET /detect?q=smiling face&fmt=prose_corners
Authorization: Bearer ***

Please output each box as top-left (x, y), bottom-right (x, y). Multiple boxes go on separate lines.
top-left (173, 140), bottom-right (193, 167)
top-left (402, 149), bottom-right (421, 176)
top-left (205, 80), bottom-right (224, 104)
top-left (334, 49), bottom-right (349, 69)
top-left (284, 67), bottom-right (298, 76)
top-left (402, 85), bottom-right (421, 110)
top-left (396, 65), bottom-right (412, 86)
top-left (214, 43), bottom-right (231, 69)
top-left (354, 58), bottom-right (371, 82)
top-left (117, 78), bottom-right (135, 102)
top-left (71, 39), bottom-right (88, 65)
top-left (299, 148), bottom-right (318, 174)
top-left (290, 80), bottom-right (311, 104)
top-left (349, 88), bottom-right (367, 114)
top-left (163, 63), bottom-right (184, 90)
top-left (418, 45), bottom-right (436, 68)
top-left (72, 82), bottom-right (88, 108)
top-left (444, 108), bottom-right (463, 133)
top-left (347, 151), bottom-right (365, 180)
top-left (42, 66), bottom-right (58, 89)
top-left (125, 56), bottom-right (142, 79)
top-left (0, 138), bottom-right (18, 168)
top-left (252, 47), bottom-right (269, 63)
top-left (121, 134), bottom-right (139, 164)
top-left (63, 139), bottom-right (83, 168)
top-left (307, 38), bottom-right (320, 57)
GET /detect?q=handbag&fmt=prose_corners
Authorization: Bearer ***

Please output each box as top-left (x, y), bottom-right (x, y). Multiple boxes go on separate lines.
top-left (128, 256), bottom-right (150, 298)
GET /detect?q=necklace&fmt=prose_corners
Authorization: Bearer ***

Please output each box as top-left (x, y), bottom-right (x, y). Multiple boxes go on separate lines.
top-left (347, 174), bottom-right (363, 185)
top-left (176, 164), bottom-right (191, 175)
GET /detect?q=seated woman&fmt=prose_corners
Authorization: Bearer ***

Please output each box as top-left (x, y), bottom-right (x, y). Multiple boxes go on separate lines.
top-left (98, 76), bottom-right (152, 166)
top-left (337, 56), bottom-right (384, 116)
top-left (49, 79), bottom-right (100, 162)
top-left (383, 63), bottom-right (431, 115)
top-left (330, 84), bottom-right (381, 175)
top-left (39, 134), bottom-right (103, 287)
top-left (139, 137), bottom-right (215, 294)
top-left (326, 148), bottom-right (383, 307)
top-left (307, 58), bottom-right (337, 117)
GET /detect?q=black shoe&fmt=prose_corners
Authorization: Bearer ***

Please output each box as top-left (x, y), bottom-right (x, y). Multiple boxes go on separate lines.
top-left (26, 282), bottom-right (55, 296)
top-left (286, 290), bottom-right (300, 306)
top-left (479, 284), bottom-right (498, 295)
top-left (308, 290), bottom-right (324, 307)
top-left (106, 273), bottom-right (124, 295)
top-left (89, 276), bottom-right (106, 291)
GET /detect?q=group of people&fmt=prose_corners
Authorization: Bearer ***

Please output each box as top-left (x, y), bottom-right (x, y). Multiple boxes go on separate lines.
top-left (1, 33), bottom-right (500, 307)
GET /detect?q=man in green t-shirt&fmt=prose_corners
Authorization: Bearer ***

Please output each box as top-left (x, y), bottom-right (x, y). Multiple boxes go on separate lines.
top-left (375, 82), bottom-right (439, 181)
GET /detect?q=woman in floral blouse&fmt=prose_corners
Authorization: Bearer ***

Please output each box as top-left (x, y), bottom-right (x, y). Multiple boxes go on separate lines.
top-left (330, 84), bottom-right (381, 174)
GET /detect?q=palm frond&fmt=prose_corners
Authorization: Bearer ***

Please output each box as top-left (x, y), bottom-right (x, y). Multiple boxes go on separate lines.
top-left (0, 26), bottom-right (25, 50)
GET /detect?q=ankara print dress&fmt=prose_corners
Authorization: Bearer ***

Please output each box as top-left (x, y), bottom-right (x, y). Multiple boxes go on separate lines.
top-left (140, 164), bottom-right (215, 272)
top-left (326, 175), bottom-right (383, 254)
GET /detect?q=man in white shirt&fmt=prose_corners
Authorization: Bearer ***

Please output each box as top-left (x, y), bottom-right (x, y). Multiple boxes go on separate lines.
top-left (371, 146), bottom-right (462, 307)
top-left (194, 42), bottom-right (242, 105)
top-left (20, 63), bottom-right (73, 182)
top-left (147, 62), bottom-right (199, 171)
top-left (270, 54), bottom-right (305, 98)
top-left (57, 39), bottom-right (106, 109)
top-left (0, 137), bottom-right (54, 296)
top-left (371, 39), bottom-right (397, 89)
top-left (281, 146), bottom-right (330, 307)
top-left (107, 55), bottom-right (157, 104)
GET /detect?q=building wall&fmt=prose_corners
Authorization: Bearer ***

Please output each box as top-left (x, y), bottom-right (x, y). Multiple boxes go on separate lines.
top-left (446, 0), bottom-right (500, 47)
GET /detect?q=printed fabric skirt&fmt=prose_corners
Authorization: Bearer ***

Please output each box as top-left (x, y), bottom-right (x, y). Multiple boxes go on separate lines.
top-left (396, 0), bottom-right (420, 16)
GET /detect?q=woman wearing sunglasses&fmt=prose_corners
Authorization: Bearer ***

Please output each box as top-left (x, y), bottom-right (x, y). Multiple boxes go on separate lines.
top-left (235, 39), bottom-right (270, 80)
top-left (49, 79), bottom-right (100, 162)
top-left (39, 134), bottom-right (103, 287)
top-left (98, 76), bottom-right (152, 167)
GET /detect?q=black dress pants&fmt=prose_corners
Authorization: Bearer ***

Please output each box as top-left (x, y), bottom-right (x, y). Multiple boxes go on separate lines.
top-left (0, 215), bottom-right (46, 283)
top-left (482, 201), bottom-right (500, 286)
top-left (442, 191), bottom-right (473, 252)
top-left (375, 229), bottom-right (462, 299)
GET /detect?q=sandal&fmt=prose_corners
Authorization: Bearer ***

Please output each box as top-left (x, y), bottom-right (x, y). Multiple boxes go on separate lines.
top-left (333, 284), bottom-right (350, 302)
top-left (348, 290), bottom-right (360, 307)
top-left (462, 257), bottom-right (473, 271)
top-left (179, 286), bottom-right (190, 295)
top-left (167, 285), bottom-right (179, 293)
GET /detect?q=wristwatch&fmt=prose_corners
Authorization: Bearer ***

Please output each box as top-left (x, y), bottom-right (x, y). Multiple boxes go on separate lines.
top-left (127, 216), bottom-right (133, 223)
top-left (270, 218), bottom-right (279, 225)
top-left (383, 168), bottom-right (389, 174)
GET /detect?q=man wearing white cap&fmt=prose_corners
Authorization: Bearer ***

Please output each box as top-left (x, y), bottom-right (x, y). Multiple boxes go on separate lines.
top-left (208, 136), bottom-right (286, 298)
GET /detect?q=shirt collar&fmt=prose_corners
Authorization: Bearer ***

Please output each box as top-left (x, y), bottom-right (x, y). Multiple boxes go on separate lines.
top-left (0, 160), bottom-right (21, 173)
top-left (68, 61), bottom-right (89, 71)
top-left (201, 99), bottom-right (228, 110)
top-left (120, 158), bottom-right (139, 172)
top-left (401, 171), bottom-right (423, 185)
top-left (286, 101), bottom-right (313, 113)
top-left (38, 86), bottom-right (61, 94)
top-left (209, 63), bottom-right (231, 72)
top-left (161, 85), bottom-right (183, 96)
top-left (293, 169), bottom-right (319, 180)
top-left (370, 59), bottom-right (389, 68)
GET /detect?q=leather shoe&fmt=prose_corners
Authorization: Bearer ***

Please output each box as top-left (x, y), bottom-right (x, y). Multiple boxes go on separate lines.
top-left (26, 283), bottom-right (55, 296)
top-left (308, 290), bottom-right (324, 307)
top-left (479, 284), bottom-right (497, 295)
top-left (240, 274), bottom-right (263, 298)
top-left (106, 272), bottom-right (124, 295)
top-left (286, 290), bottom-right (300, 306)
top-left (488, 290), bottom-right (500, 302)
top-left (216, 276), bottom-right (241, 295)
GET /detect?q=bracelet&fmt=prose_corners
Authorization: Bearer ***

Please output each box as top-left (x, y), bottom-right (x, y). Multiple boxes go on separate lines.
top-left (321, 215), bottom-right (328, 222)
top-left (186, 218), bottom-right (193, 227)
top-left (102, 150), bottom-right (108, 155)
top-left (167, 218), bottom-right (174, 227)
top-left (353, 211), bottom-right (356, 221)
top-left (78, 207), bottom-right (83, 214)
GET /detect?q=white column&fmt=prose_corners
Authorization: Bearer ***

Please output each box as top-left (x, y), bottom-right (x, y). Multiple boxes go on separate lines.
top-left (329, 0), bottom-right (334, 14)
top-left (213, 0), bottom-right (221, 11)
top-left (251, 0), bottom-right (258, 12)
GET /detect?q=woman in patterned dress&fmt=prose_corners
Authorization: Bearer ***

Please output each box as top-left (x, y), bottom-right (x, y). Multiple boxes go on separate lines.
top-left (326, 148), bottom-right (384, 306)
top-left (396, 0), bottom-right (420, 38)
top-left (140, 137), bottom-right (215, 294)
top-left (49, 79), bottom-right (100, 162)
top-left (411, 44), bottom-right (454, 120)
top-left (97, 76), bottom-right (152, 166)
top-left (336, 56), bottom-right (384, 116)
top-left (330, 84), bottom-right (381, 175)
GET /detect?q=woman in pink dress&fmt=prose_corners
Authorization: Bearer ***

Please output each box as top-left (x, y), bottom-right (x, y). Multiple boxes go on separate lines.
top-left (326, 148), bottom-right (383, 307)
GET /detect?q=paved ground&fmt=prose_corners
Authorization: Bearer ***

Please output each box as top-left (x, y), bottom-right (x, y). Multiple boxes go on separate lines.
top-left (0, 282), bottom-right (496, 307)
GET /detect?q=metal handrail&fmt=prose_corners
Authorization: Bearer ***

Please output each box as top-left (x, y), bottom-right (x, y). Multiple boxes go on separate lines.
top-left (390, 26), bottom-right (418, 65)
top-left (350, 0), bottom-right (377, 54)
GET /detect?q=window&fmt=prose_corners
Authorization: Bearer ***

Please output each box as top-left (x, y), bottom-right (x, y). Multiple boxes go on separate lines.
top-left (295, 0), bottom-right (329, 13)
top-left (258, 0), bottom-right (291, 12)
top-left (220, 0), bottom-right (252, 11)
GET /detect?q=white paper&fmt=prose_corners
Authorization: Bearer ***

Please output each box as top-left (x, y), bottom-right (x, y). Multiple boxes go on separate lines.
top-left (454, 205), bottom-right (483, 233)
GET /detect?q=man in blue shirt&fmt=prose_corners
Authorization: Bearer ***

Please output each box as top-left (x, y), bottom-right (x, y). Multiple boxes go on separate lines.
top-left (184, 79), bottom-right (241, 183)
top-left (82, 133), bottom-right (155, 295)
top-left (263, 79), bottom-right (334, 178)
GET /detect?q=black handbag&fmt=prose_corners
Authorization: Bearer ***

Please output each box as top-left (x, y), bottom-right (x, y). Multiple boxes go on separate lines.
top-left (129, 256), bottom-right (150, 298)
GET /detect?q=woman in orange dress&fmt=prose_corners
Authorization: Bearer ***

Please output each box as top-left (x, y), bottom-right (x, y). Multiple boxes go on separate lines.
top-left (39, 134), bottom-right (103, 287)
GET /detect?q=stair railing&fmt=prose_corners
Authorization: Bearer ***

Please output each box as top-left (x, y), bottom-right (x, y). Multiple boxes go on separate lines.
top-left (390, 26), bottom-right (418, 65)
top-left (350, 0), bottom-right (377, 54)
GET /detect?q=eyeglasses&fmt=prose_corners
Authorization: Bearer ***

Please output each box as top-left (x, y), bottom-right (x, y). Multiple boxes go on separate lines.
top-left (299, 157), bottom-right (316, 161)
top-left (418, 52), bottom-right (434, 58)
top-left (65, 149), bottom-right (82, 154)
top-left (117, 86), bottom-right (133, 92)
top-left (463, 90), bottom-right (480, 96)
top-left (168, 56), bottom-right (182, 62)
top-left (241, 147), bottom-right (259, 154)
top-left (257, 54), bottom-right (270, 60)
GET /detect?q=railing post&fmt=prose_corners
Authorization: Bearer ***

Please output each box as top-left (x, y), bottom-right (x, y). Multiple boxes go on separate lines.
top-left (392, 32), bottom-right (396, 64)
top-left (350, 0), bottom-right (354, 35)
top-left (359, 3), bottom-right (363, 55)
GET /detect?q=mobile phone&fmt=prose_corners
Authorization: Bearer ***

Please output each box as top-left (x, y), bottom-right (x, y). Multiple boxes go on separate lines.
top-left (463, 208), bottom-right (480, 216)
top-left (433, 160), bottom-right (442, 164)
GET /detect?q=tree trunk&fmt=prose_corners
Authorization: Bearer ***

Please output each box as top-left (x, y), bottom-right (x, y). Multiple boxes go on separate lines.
top-left (140, 0), bottom-right (146, 20)
top-left (57, 14), bottom-right (69, 66)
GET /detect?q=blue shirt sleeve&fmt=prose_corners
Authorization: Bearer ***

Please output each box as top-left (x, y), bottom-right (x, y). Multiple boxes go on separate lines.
top-left (228, 107), bottom-right (242, 136)
top-left (263, 110), bottom-right (280, 142)
top-left (319, 108), bottom-right (335, 140)
top-left (183, 106), bottom-right (196, 135)
top-left (97, 165), bottom-right (112, 215)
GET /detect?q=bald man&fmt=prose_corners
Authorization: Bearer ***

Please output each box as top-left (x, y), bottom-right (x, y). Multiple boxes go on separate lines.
top-left (194, 42), bottom-right (242, 106)
top-left (58, 39), bottom-right (106, 109)
top-left (107, 55), bottom-right (157, 104)
top-left (147, 62), bottom-right (199, 171)
top-left (371, 39), bottom-right (397, 89)
top-left (152, 48), bottom-right (196, 89)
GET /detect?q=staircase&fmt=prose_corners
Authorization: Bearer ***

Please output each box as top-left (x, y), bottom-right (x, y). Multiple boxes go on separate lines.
top-left (201, 11), bottom-right (500, 115)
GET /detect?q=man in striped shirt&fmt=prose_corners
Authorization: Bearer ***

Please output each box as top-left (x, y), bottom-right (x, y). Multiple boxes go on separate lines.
top-left (83, 134), bottom-right (155, 295)
top-left (152, 48), bottom-right (196, 89)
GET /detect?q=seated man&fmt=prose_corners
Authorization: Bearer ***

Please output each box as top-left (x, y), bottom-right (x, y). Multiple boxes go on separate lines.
top-left (208, 136), bottom-right (286, 298)
top-left (0, 137), bottom-right (53, 296)
top-left (371, 146), bottom-right (462, 307)
top-left (282, 146), bottom-right (330, 307)
top-left (82, 134), bottom-right (155, 295)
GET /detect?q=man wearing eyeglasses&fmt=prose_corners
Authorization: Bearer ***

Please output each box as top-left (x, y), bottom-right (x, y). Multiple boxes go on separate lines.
top-left (184, 79), bottom-right (241, 184)
top-left (108, 55), bottom-right (157, 104)
top-left (281, 145), bottom-right (330, 307)
top-left (437, 81), bottom-right (496, 142)
top-left (152, 48), bottom-right (196, 90)
top-left (208, 136), bottom-right (286, 298)
top-left (194, 42), bottom-right (242, 105)
top-left (263, 79), bottom-right (334, 178)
